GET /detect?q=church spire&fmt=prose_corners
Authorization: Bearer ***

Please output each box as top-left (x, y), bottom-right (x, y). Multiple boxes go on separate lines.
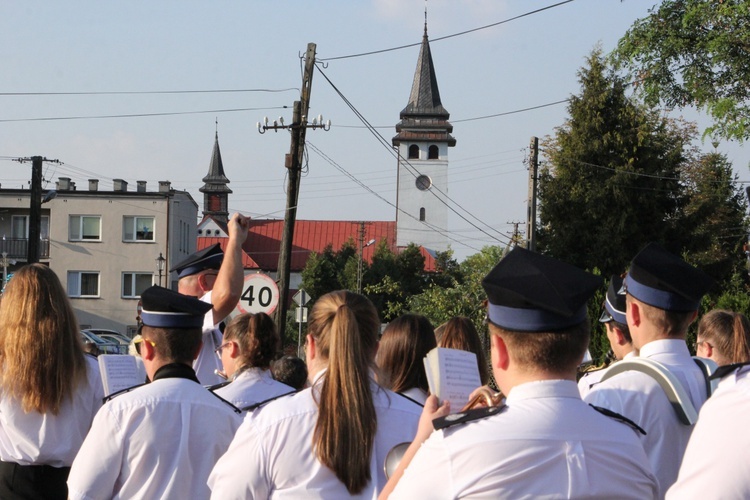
top-left (199, 125), bottom-right (232, 224)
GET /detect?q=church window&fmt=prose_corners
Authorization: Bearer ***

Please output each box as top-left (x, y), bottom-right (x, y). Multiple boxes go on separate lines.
top-left (416, 175), bottom-right (432, 191)
top-left (408, 144), bottom-right (420, 159)
top-left (428, 145), bottom-right (439, 159)
top-left (420, 207), bottom-right (426, 221)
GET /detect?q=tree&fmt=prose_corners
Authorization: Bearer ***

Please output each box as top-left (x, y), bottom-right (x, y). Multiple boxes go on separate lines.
top-left (678, 151), bottom-right (750, 285)
top-left (613, 0), bottom-right (750, 141)
top-left (538, 48), bottom-right (691, 277)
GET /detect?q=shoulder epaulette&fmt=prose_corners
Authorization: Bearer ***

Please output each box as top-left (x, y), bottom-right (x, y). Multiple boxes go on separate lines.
top-left (208, 380), bottom-right (231, 392)
top-left (433, 404), bottom-right (506, 431)
top-left (395, 391), bottom-right (425, 408)
top-left (207, 390), bottom-right (242, 414)
top-left (103, 383), bottom-right (148, 404)
top-left (241, 390), bottom-right (298, 413)
top-left (589, 404), bottom-right (646, 436)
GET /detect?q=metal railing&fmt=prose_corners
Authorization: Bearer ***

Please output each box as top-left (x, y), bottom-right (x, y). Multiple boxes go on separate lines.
top-left (0, 238), bottom-right (50, 259)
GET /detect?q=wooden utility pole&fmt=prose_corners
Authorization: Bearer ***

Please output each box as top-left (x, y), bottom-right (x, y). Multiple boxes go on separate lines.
top-left (274, 43), bottom-right (317, 333)
top-left (28, 156), bottom-right (43, 263)
top-left (526, 136), bottom-right (539, 252)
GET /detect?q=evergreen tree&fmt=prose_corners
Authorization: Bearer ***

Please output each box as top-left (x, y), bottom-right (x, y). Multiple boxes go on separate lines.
top-left (538, 48), bottom-right (691, 277)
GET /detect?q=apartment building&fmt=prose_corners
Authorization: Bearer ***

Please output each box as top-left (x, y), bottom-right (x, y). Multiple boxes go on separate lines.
top-left (0, 177), bottom-right (198, 335)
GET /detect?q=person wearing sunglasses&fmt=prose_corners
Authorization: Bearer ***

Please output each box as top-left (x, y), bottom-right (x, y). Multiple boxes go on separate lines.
top-left (578, 274), bottom-right (636, 398)
top-left (170, 212), bottom-right (250, 386)
top-left (212, 312), bottom-right (294, 410)
top-left (67, 286), bottom-right (241, 500)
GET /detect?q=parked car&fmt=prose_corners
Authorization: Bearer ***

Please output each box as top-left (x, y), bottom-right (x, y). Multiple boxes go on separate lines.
top-left (91, 330), bottom-right (132, 355)
top-left (80, 330), bottom-right (123, 355)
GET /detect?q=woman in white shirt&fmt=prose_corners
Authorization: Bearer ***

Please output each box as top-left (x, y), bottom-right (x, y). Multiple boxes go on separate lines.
top-left (209, 291), bottom-right (421, 498)
top-left (214, 312), bottom-right (294, 409)
top-left (0, 264), bottom-right (103, 500)
top-left (376, 313), bottom-right (436, 406)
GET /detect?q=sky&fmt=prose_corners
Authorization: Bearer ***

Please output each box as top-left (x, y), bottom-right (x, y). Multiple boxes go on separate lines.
top-left (2, 0), bottom-right (748, 262)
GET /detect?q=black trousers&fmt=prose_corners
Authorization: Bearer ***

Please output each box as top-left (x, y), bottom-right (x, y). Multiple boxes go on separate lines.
top-left (0, 460), bottom-right (70, 500)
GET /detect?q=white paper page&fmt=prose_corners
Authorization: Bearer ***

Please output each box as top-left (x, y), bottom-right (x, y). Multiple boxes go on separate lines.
top-left (98, 354), bottom-right (142, 396)
top-left (435, 348), bottom-right (481, 412)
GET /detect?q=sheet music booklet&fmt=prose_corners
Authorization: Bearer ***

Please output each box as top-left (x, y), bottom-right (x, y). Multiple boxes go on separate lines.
top-left (98, 354), bottom-right (146, 397)
top-left (423, 347), bottom-right (482, 413)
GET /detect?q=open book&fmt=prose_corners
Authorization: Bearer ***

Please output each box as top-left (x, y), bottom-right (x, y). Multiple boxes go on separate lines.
top-left (98, 354), bottom-right (147, 397)
top-left (423, 347), bottom-right (482, 412)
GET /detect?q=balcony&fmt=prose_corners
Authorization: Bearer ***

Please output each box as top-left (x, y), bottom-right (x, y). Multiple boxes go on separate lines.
top-left (1, 239), bottom-right (51, 260)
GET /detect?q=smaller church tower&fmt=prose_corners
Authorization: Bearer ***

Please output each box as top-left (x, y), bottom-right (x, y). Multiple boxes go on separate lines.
top-left (199, 130), bottom-right (232, 225)
top-left (393, 21), bottom-right (456, 251)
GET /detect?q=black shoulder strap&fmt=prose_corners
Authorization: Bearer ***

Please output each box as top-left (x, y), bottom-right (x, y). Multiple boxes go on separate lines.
top-left (208, 380), bottom-right (231, 392)
top-left (395, 391), bottom-right (425, 408)
top-left (709, 361), bottom-right (750, 381)
top-left (207, 390), bottom-right (242, 414)
top-left (589, 404), bottom-right (647, 436)
top-left (241, 390), bottom-right (298, 412)
top-left (692, 357), bottom-right (717, 398)
top-left (103, 383), bottom-right (148, 404)
top-left (433, 404), bottom-right (506, 431)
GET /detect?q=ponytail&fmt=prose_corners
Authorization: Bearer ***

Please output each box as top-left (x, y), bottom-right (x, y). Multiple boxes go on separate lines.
top-left (730, 312), bottom-right (750, 364)
top-left (310, 291), bottom-right (379, 494)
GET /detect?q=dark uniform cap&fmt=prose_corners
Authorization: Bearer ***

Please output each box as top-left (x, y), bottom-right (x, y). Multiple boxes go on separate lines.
top-left (599, 274), bottom-right (627, 324)
top-left (170, 243), bottom-right (224, 279)
top-left (139, 286), bottom-right (212, 329)
top-left (481, 247), bottom-right (603, 332)
top-left (624, 243), bottom-right (714, 312)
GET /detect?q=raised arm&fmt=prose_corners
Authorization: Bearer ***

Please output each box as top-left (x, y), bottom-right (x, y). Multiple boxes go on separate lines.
top-left (211, 213), bottom-right (249, 321)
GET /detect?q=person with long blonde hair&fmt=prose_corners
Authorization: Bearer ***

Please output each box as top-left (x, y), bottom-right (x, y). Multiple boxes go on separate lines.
top-left (213, 312), bottom-right (294, 409)
top-left (209, 290), bottom-right (421, 498)
top-left (0, 264), bottom-right (103, 499)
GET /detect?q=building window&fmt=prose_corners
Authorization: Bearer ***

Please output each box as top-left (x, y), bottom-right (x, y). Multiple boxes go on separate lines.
top-left (408, 144), bottom-right (420, 159)
top-left (420, 207), bottom-right (426, 221)
top-left (11, 215), bottom-right (50, 239)
top-left (68, 271), bottom-right (100, 297)
top-left (123, 216), bottom-right (155, 242)
top-left (122, 272), bottom-right (153, 298)
top-left (69, 215), bottom-right (101, 241)
top-left (428, 145), bottom-right (439, 159)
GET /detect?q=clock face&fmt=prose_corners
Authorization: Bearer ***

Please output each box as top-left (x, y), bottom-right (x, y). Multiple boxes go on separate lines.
top-left (416, 175), bottom-right (432, 191)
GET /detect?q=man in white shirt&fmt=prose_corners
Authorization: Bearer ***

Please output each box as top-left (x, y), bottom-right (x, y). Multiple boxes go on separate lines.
top-left (578, 274), bottom-right (636, 398)
top-left (171, 212), bottom-right (249, 385)
top-left (67, 286), bottom-right (242, 499)
top-left (386, 247), bottom-right (658, 499)
top-left (667, 362), bottom-right (750, 498)
top-left (584, 242), bottom-right (714, 497)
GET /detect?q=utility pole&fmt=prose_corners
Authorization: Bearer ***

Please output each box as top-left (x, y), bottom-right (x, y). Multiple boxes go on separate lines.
top-left (526, 136), bottom-right (539, 252)
top-left (15, 156), bottom-right (59, 263)
top-left (272, 43), bottom-right (316, 333)
top-left (357, 222), bottom-right (365, 294)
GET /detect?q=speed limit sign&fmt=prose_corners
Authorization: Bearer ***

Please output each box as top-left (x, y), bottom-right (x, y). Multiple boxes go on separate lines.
top-left (234, 273), bottom-right (279, 315)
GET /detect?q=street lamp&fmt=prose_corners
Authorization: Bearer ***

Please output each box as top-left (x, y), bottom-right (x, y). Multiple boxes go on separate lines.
top-left (156, 253), bottom-right (166, 287)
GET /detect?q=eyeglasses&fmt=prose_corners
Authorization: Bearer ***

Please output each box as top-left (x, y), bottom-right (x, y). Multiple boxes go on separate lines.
top-left (133, 336), bottom-right (156, 356)
top-left (215, 341), bottom-right (232, 359)
top-left (693, 340), bottom-right (713, 351)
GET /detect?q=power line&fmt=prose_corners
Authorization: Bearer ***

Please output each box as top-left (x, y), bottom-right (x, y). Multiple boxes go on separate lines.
top-left (315, 64), bottom-right (512, 246)
top-left (0, 106), bottom-right (289, 123)
top-left (317, 0), bottom-right (575, 61)
top-left (0, 88), bottom-right (299, 96)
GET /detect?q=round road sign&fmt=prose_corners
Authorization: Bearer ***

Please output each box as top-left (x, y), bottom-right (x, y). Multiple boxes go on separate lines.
top-left (235, 273), bottom-right (279, 315)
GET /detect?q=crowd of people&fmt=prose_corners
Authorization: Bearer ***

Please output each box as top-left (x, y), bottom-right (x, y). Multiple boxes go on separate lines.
top-left (1, 213), bottom-right (750, 498)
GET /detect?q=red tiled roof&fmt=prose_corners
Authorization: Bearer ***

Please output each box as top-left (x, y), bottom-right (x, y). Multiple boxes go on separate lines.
top-left (197, 219), bottom-right (437, 272)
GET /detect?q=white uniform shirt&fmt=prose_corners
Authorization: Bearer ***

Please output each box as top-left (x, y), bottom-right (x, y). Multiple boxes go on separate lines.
top-left (0, 355), bottom-right (103, 467)
top-left (391, 379), bottom-right (657, 499)
top-left (667, 365), bottom-right (750, 498)
top-left (578, 350), bottom-right (636, 399)
top-left (215, 367), bottom-right (294, 409)
top-left (67, 375), bottom-right (241, 500)
top-left (194, 290), bottom-right (225, 386)
top-left (584, 339), bottom-right (708, 497)
top-left (208, 374), bottom-right (421, 499)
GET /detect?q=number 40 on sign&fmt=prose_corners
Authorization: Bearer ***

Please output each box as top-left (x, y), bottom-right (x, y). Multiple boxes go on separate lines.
top-left (236, 273), bottom-right (280, 315)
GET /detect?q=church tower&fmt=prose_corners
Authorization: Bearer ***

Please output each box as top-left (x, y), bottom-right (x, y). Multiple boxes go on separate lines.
top-left (199, 130), bottom-right (232, 225)
top-left (393, 22), bottom-right (456, 251)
